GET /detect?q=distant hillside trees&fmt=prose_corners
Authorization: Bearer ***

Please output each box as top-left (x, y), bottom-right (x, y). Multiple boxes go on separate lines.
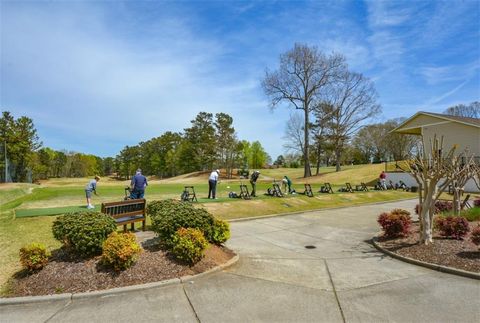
top-left (1, 110), bottom-right (112, 182)
top-left (114, 112), bottom-right (270, 179)
top-left (1, 111), bottom-right (42, 182)
top-left (443, 101), bottom-right (479, 118)
top-left (32, 149), bottom-right (107, 180)
top-left (352, 119), bottom-right (417, 163)
top-left (0, 110), bottom-right (271, 182)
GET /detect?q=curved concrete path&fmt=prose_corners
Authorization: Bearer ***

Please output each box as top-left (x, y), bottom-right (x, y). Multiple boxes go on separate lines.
top-left (2, 200), bottom-right (479, 323)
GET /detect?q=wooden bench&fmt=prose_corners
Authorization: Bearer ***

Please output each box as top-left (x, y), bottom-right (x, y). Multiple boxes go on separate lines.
top-left (101, 199), bottom-right (146, 232)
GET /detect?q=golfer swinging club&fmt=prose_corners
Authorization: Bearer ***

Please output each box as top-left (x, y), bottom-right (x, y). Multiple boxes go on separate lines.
top-left (85, 175), bottom-right (100, 209)
top-left (250, 170), bottom-right (260, 197)
top-left (208, 169), bottom-right (220, 199)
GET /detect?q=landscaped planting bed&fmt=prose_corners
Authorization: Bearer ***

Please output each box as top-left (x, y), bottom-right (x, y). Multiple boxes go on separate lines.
top-left (377, 221), bottom-right (480, 273)
top-left (376, 202), bottom-right (480, 274)
top-left (6, 200), bottom-right (235, 297)
top-left (9, 239), bottom-right (235, 297)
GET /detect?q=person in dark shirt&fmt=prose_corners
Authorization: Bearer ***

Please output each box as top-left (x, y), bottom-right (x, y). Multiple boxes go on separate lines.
top-left (130, 169), bottom-right (148, 199)
top-left (250, 170), bottom-right (260, 197)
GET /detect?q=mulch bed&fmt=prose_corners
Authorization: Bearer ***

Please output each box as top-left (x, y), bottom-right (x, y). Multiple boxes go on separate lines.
top-left (377, 221), bottom-right (480, 273)
top-left (9, 238), bottom-right (235, 297)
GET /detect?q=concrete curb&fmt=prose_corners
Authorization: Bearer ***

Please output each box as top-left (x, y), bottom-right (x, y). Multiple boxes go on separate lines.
top-left (0, 293), bottom-right (73, 305)
top-left (0, 253), bottom-right (239, 305)
top-left (180, 254), bottom-right (239, 283)
top-left (229, 197), bottom-right (417, 222)
top-left (372, 236), bottom-right (480, 280)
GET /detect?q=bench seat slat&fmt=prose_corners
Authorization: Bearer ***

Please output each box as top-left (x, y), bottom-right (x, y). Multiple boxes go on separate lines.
top-left (108, 210), bottom-right (145, 219)
top-left (101, 199), bottom-right (146, 232)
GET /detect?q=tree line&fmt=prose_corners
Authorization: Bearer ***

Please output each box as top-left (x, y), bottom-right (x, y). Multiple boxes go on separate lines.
top-left (0, 111), bottom-right (270, 182)
top-left (114, 112), bottom-right (270, 179)
top-left (277, 117), bottom-right (418, 171)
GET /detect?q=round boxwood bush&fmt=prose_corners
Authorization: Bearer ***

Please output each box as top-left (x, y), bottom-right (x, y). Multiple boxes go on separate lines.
top-left (52, 211), bottom-right (117, 257)
top-left (171, 227), bottom-right (208, 265)
top-left (211, 219), bottom-right (230, 244)
top-left (148, 200), bottom-right (215, 247)
top-left (101, 232), bottom-right (142, 271)
top-left (19, 243), bottom-right (50, 272)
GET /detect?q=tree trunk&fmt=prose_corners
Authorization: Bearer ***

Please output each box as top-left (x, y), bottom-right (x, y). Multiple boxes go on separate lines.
top-left (452, 181), bottom-right (461, 215)
top-left (335, 147), bottom-right (342, 172)
top-left (419, 182), bottom-right (434, 245)
top-left (315, 142), bottom-right (321, 175)
top-left (303, 109), bottom-right (312, 178)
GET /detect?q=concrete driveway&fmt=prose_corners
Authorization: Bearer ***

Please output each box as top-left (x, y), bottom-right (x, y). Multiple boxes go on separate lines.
top-left (2, 200), bottom-right (479, 323)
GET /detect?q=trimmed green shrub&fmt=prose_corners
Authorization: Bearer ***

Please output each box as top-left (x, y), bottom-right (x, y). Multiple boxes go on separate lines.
top-left (102, 232), bottom-right (142, 271)
top-left (148, 200), bottom-right (215, 247)
top-left (19, 243), bottom-right (50, 272)
top-left (434, 216), bottom-right (469, 240)
top-left (460, 207), bottom-right (480, 222)
top-left (377, 210), bottom-right (412, 238)
top-left (471, 224), bottom-right (480, 247)
top-left (211, 219), bottom-right (230, 244)
top-left (171, 228), bottom-right (208, 265)
top-left (52, 211), bottom-right (117, 257)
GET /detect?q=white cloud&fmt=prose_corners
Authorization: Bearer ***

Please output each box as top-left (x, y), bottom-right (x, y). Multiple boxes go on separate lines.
top-left (419, 80), bottom-right (470, 109)
top-left (0, 3), bottom-right (288, 156)
top-left (419, 61), bottom-right (480, 85)
top-left (366, 1), bottom-right (412, 27)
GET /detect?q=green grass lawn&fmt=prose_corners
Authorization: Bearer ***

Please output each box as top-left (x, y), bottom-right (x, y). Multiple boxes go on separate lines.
top-left (442, 207), bottom-right (480, 222)
top-left (0, 164), bottom-right (419, 295)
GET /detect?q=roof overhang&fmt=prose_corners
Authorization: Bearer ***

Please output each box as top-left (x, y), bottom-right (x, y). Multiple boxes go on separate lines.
top-left (392, 111), bottom-right (480, 135)
top-left (393, 126), bottom-right (422, 135)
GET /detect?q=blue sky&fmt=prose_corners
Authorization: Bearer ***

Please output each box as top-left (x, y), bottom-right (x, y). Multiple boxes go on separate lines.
top-left (1, 0), bottom-right (479, 158)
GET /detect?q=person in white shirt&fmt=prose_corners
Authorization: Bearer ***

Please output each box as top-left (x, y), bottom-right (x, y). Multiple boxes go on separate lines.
top-left (208, 169), bottom-right (220, 199)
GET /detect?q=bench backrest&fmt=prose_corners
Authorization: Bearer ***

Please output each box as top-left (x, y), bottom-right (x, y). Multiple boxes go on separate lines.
top-left (101, 199), bottom-right (146, 220)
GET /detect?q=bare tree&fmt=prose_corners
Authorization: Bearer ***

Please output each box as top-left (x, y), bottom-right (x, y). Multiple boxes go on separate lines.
top-left (283, 113), bottom-right (305, 155)
top-left (318, 71), bottom-right (381, 171)
top-left (262, 43), bottom-right (346, 177)
top-left (383, 119), bottom-right (418, 161)
top-left (406, 136), bottom-right (472, 244)
top-left (311, 104), bottom-right (334, 174)
top-left (443, 101), bottom-right (480, 118)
